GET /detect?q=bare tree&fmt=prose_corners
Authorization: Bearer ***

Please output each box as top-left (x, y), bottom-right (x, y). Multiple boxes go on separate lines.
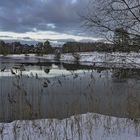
top-left (82, 0), bottom-right (140, 41)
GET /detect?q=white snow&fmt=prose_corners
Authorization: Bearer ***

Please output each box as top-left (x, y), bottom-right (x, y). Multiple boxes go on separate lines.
top-left (59, 52), bottom-right (140, 68)
top-left (62, 52), bottom-right (140, 68)
top-left (0, 113), bottom-right (139, 140)
top-left (2, 52), bottom-right (140, 68)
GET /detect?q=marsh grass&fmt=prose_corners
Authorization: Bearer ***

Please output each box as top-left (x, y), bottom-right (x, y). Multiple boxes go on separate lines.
top-left (0, 67), bottom-right (140, 139)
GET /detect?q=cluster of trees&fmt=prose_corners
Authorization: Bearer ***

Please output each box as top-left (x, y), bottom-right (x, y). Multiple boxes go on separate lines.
top-left (113, 27), bottom-right (140, 51)
top-left (0, 40), bottom-right (55, 55)
top-left (62, 42), bottom-right (113, 53)
top-left (35, 40), bottom-right (55, 55)
top-left (114, 28), bottom-right (140, 46)
top-left (62, 29), bottom-right (140, 53)
top-left (0, 36), bottom-right (139, 55)
top-left (0, 41), bottom-right (34, 55)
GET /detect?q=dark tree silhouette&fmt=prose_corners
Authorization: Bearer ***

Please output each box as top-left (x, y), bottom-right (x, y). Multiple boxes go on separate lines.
top-left (113, 28), bottom-right (130, 47)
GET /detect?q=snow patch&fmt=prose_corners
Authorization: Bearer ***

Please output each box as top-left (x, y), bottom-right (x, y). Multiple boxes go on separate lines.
top-left (0, 113), bottom-right (139, 140)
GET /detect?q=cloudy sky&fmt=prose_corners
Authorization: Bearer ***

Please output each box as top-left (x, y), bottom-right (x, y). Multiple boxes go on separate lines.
top-left (0, 0), bottom-right (100, 43)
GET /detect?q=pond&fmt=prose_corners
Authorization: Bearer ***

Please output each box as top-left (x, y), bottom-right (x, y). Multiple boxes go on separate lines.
top-left (0, 55), bottom-right (140, 122)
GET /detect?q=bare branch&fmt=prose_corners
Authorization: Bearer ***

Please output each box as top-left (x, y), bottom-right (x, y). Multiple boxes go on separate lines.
top-left (81, 0), bottom-right (140, 40)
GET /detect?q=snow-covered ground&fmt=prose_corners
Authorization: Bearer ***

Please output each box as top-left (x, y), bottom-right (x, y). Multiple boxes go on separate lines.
top-left (1, 52), bottom-right (140, 69)
top-left (0, 113), bottom-right (140, 140)
top-left (57, 52), bottom-right (140, 68)
top-left (1, 52), bottom-right (140, 140)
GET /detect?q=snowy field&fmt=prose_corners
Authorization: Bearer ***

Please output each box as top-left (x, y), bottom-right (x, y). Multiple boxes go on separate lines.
top-left (0, 113), bottom-right (140, 140)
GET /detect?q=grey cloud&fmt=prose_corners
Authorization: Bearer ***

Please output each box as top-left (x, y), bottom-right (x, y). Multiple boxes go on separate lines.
top-left (0, 0), bottom-right (91, 36)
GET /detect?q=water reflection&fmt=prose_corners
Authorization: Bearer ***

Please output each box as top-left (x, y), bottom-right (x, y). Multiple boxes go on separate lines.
top-left (0, 56), bottom-right (140, 122)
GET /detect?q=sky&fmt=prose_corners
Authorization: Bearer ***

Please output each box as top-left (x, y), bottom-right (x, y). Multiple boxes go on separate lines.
top-left (0, 0), bottom-right (100, 43)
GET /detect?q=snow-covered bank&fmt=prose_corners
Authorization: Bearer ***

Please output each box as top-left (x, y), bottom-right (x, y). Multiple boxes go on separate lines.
top-left (61, 52), bottom-right (140, 68)
top-left (1, 52), bottom-right (140, 69)
top-left (0, 113), bottom-right (140, 140)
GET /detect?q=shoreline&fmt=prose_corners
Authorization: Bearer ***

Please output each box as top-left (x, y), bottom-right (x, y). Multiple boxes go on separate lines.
top-left (1, 51), bottom-right (140, 69)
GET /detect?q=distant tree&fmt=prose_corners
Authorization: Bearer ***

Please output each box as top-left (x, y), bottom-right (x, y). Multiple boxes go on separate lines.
top-left (36, 42), bottom-right (43, 48)
top-left (12, 42), bottom-right (21, 47)
top-left (0, 40), bottom-right (5, 46)
top-left (44, 40), bottom-right (51, 47)
top-left (35, 42), bottom-right (43, 55)
top-left (0, 40), bottom-right (7, 55)
top-left (43, 40), bottom-right (54, 54)
top-left (113, 28), bottom-right (130, 47)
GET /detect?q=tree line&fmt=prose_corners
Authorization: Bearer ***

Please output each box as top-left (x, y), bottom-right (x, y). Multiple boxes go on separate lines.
top-left (0, 40), bottom-right (55, 55)
top-left (0, 27), bottom-right (139, 55)
top-left (0, 35), bottom-right (139, 55)
top-left (63, 28), bottom-right (140, 53)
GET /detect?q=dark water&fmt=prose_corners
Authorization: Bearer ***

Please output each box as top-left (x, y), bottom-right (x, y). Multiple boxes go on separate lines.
top-left (0, 56), bottom-right (140, 122)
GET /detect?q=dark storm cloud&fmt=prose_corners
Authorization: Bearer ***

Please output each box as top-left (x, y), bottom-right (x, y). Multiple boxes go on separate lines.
top-left (0, 0), bottom-right (90, 35)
